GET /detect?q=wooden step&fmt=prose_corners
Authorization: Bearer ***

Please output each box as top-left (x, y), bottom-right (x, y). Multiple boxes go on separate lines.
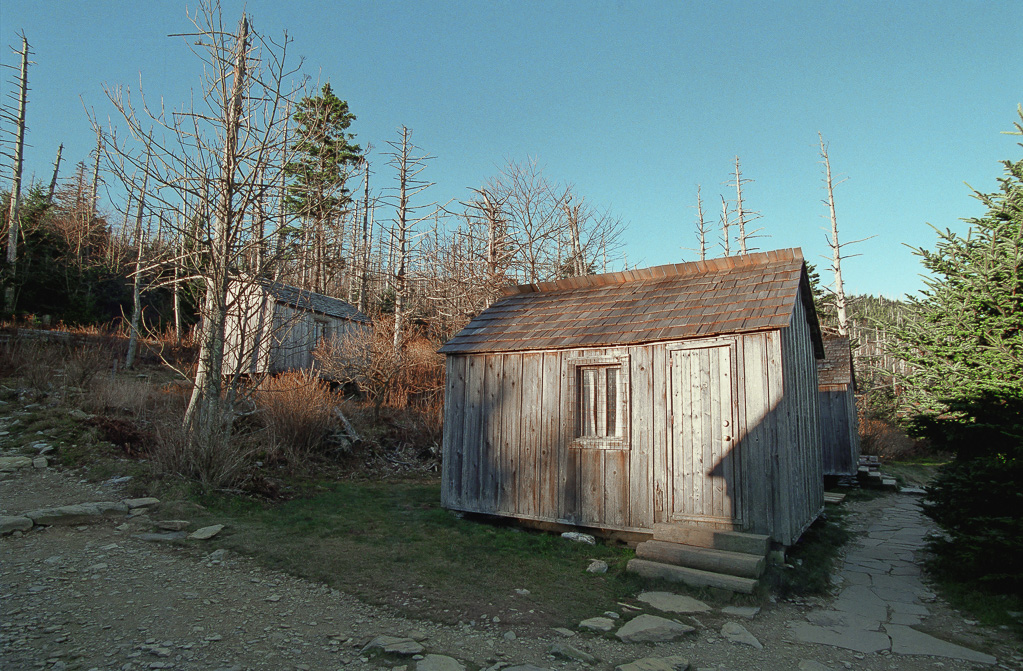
top-left (627, 558), bottom-right (758, 594)
top-left (652, 523), bottom-right (770, 556)
top-left (635, 540), bottom-right (765, 578)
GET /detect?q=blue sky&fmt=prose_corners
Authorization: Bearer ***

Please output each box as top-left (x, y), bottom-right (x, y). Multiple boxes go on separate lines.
top-left (2, 0), bottom-right (1021, 298)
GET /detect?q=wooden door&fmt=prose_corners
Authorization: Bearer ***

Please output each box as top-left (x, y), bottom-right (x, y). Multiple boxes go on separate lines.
top-left (669, 343), bottom-right (740, 526)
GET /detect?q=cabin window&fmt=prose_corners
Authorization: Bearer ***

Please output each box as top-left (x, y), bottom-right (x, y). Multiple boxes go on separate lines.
top-left (313, 320), bottom-right (331, 346)
top-left (566, 354), bottom-right (629, 449)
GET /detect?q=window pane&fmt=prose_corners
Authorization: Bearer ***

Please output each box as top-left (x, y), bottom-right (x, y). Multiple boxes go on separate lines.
top-left (606, 367), bottom-right (617, 437)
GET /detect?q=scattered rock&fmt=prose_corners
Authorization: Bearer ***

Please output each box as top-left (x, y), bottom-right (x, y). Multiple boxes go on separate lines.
top-left (23, 501), bottom-right (128, 525)
top-left (189, 524), bottom-right (225, 540)
top-left (616, 615), bottom-right (695, 643)
top-left (551, 627), bottom-right (576, 638)
top-left (0, 515), bottom-right (33, 534)
top-left (637, 592), bottom-right (711, 614)
top-left (504, 666), bottom-right (549, 671)
top-left (124, 497), bottom-right (160, 509)
top-left (549, 642), bottom-right (597, 664)
top-left (561, 531), bottom-right (596, 545)
top-left (797, 661), bottom-right (831, 671)
top-left (720, 622), bottom-right (762, 649)
top-left (416, 654), bottom-right (465, 671)
top-left (156, 519), bottom-right (190, 531)
top-left (363, 635), bottom-right (425, 655)
top-left (579, 616), bottom-right (616, 632)
top-left (32, 456), bottom-right (48, 468)
top-left (134, 532), bottom-right (187, 542)
top-left (514, 588), bottom-right (531, 596)
top-left (503, 630), bottom-right (516, 641)
top-left (586, 559), bottom-right (608, 574)
top-left (615, 655), bottom-right (691, 671)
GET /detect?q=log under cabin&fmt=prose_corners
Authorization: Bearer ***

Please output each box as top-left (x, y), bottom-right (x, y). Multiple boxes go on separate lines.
top-left (224, 278), bottom-right (371, 375)
top-left (817, 335), bottom-right (861, 476)
top-left (439, 248), bottom-right (826, 546)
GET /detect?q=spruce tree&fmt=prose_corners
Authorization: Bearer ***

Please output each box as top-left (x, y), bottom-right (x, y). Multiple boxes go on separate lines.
top-left (891, 107), bottom-right (1023, 593)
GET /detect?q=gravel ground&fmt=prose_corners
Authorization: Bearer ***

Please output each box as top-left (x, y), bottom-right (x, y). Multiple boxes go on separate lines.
top-left (2, 467), bottom-right (1020, 671)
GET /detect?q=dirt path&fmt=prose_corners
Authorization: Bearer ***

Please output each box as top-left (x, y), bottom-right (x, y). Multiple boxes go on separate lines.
top-left (2, 467), bottom-right (1020, 671)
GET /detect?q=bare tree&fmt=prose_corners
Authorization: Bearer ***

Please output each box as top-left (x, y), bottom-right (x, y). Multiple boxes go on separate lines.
top-left (719, 194), bottom-right (731, 256)
top-left (691, 184), bottom-right (707, 261)
top-left (46, 143), bottom-right (63, 204)
top-left (385, 126), bottom-right (433, 354)
top-left (728, 156), bottom-right (763, 254)
top-left (103, 2), bottom-right (303, 457)
top-left (3, 34), bottom-right (30, 314)
top-left (818, 132), bottom-right (871, 336)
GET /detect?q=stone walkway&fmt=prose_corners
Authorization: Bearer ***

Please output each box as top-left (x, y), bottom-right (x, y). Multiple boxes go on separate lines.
top-left (788, 493), bottom-right (998, 665)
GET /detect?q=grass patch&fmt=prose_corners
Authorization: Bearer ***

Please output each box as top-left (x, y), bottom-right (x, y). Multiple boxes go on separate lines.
top-left (883, 457), bottom-right (948, 488)
top-left (198, 477), bottom-right (649, 627)
top-left (762, 504), bottom-right (851, 598)
top-left (927, 574), bottom-right (1023, 638)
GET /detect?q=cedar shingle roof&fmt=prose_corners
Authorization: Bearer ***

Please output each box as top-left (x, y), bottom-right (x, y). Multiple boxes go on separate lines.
top-left (263, 281), bottom-right (371, 324)
top-left (440, 248), bottom-right (822, 355)
top-left (817, 335), bottom-right (856, 388)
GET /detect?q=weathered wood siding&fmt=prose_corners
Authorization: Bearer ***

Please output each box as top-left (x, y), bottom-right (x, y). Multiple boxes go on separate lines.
top-left (441, 308), bottom-right (824, 545)
top-left (774, 296), bottom-right (824, 544)
top-left (819, 385), bottom-right (860, 476)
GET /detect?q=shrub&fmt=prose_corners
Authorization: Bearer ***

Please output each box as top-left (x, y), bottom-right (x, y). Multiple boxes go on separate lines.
top-left (859, 417), bottom-right (921, 461)
top-left (149, 420), bottom-right (253, 493)
top-left (252, 371), bottom-right (340, 462)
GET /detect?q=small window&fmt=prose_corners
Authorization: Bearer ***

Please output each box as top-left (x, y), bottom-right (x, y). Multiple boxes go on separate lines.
top-left (577, 365), bottom-right (620, 438)
top-left (566, 354), bottom-right (629, 449)
top-left (313, 320), bottom-right (331, 345)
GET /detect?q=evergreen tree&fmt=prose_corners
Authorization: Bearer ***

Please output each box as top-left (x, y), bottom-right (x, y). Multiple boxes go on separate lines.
top-left (891, 107), bottom-right (1023, 593)
top-left (284, 83), bottom-right (362, 219)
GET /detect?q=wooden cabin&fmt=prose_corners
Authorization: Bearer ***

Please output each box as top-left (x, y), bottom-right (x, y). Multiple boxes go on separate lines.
top-left (224, 278), bottom-right (371, 376)
top-left (817, 335), bottom-right (860, 476)
top-left (439, 248), bottom-right (825, 546)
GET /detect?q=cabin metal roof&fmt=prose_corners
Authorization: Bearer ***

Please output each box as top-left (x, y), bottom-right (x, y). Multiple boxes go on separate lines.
top-left (817, 335), bottom-right (856, 388)
top-left (263, 281), bottom-right (371, 324)
top-left (439, 248), bottom-right (822, 355)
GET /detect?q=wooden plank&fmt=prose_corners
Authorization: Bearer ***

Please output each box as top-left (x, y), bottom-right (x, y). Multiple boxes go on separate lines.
top-left (481, 354), bottom-right (503, 512)
top-left (766, 329), bottom-right (788, 542)
top-left (441, 356), bottom-right (467, 509)
top-left (603, 448), bottom-right (628, 527)
top-left (740, 334), bottom-right (771, 536)
top-left (519, 352), bottom-right (543, 517)
top-left (499, 354), bottom-right (522, 515)
top-left (629, 346), bottom-right (653, 528)
top-left (652, 344), bottom-right (668, 523)
top-left (462, 355), bottom-right (485, 510)
top-left (731, 337), bottom-right (747, 528)
top-left (579, 447), bottom-right (604, 525)
top-left (539, 351), bottom-right (561, 519)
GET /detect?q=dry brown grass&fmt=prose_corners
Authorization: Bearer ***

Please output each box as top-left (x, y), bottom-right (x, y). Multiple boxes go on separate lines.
top-left (252, 371), bottom-right (340, 463)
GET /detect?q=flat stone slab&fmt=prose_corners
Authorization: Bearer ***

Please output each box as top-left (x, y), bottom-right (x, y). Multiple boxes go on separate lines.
top-left (787, 621), bottom-right (891, 654)
top-left (832, 584), bottom-right (889, 622)
top-left (134, 532), bottom-right (187, 542)
top-left (23, 501), bottom-right (128, 525)
top-left (615, 655), bottom-right (690, 671)
top-left (156, 520), bottom-right (190, 531)
top-left (579, 616), bottom-right (616, 632)
top-left (637, 592), bottom-right (711, 613)
top-left (416, 654), bottom-right (466, 671)
top-left (0, 515), bottom-right (33, 534)
top-left (549, 642), bottom-right (597, 664)
top-left (804, 609), bottom-right (882, 631)
top-left (884, 624), bottom-right (996, 664)
top-left (124, 497), bottom-right (160, 509)
top-left (721, 622), bottom-right (762, 649)
top-left (616, 614), bottom-right (695, 643)
top-left (189, 524), bottom-right (225, 540)
top-left (0, 456), bottom-right (33, 471)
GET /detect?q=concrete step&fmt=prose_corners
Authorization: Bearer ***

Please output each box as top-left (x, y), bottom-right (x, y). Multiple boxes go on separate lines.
top-left (635, 540), bottom-right (765, 578)
top-left (627, 558), bottom-right (758, 594)
top-left (652, 523), bottom-right (770, 556)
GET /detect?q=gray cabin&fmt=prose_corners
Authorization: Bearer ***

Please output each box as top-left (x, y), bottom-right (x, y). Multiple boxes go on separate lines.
top-left (439, 248), bottom-right (825, 546)
top-left (224, 278), bottom-right (371, 375)
top-left (817, 335), bottom-right (860, 476)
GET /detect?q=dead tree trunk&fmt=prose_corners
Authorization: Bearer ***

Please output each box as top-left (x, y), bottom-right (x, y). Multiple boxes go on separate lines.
top-left (694, 184), bottom-right (707, 261)
top-left (47, 143), bottom-right (63, 204)
top-left (820, 132), bottom-right (848, 335)
top-left (4, 35), bottom-right (30, 315)
top-left (125, 156), bottom-right (151, 369)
